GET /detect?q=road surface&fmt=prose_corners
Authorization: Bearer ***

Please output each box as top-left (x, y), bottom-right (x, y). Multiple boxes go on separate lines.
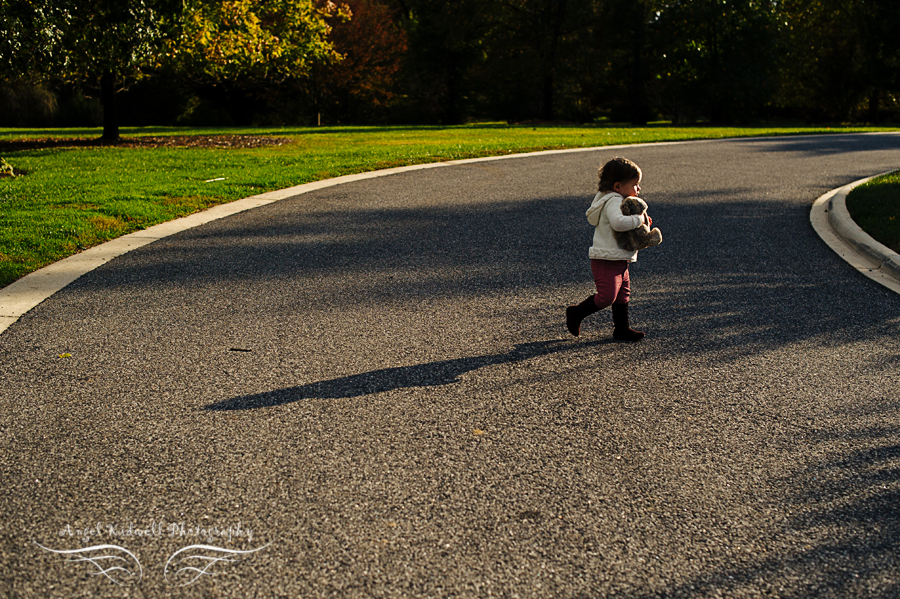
top-left (2, 133), bottom-right (900, 597)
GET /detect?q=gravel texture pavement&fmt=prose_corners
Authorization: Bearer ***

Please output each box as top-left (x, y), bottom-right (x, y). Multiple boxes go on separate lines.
top-left (2, 134), bottom-right (900, 598)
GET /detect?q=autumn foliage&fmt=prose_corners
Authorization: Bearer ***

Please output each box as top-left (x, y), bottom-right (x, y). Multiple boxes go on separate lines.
top-left (320, 0), bottom-right (408, 116)
top-left (2, 0), bottom-right (899, 127)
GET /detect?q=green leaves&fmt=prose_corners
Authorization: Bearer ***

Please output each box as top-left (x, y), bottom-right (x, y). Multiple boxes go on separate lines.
top-left (0, 0), bottom-right (64, 77)
top-left (0, 0), bottom-right (171, 82)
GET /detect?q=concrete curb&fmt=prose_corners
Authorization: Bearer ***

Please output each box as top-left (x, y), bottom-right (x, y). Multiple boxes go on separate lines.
top-left (810, 173), bottom-right (900, 295)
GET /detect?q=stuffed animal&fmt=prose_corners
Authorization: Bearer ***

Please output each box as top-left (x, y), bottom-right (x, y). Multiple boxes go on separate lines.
top-left (615, 196), bottom-right (662, 252)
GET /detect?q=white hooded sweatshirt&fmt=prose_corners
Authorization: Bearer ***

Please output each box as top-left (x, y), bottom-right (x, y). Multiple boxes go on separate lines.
top-left (585, 191), bottom-right (644, 262)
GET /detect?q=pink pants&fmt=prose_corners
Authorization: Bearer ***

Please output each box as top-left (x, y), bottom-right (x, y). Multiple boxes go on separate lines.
top-left (590, 259), bottom-right (630, 308)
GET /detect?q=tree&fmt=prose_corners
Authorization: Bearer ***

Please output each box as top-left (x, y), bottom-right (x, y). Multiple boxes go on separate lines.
top-left (0, 0), bottom-right (345, 139)
top-left (478, 0), bottom-right (600, 122)
top-left (303, 0), bottom-right (408, 124)
top-left (589, 0), bottom-right (654, 124)
top-left (0, 0), bottom-right (179, 140)
top-left (389, 0), bottom-right (497, 123)
top-left (171, 0), bottom-right (346, 83)
top-left (777, 0), bottom-right (900, 122)
top-left (167, 0), bottom-right (349, 126)
top-left (0, 0), bottom-right (61, 77)
top-left (647, 0), bottom-right (782, 123)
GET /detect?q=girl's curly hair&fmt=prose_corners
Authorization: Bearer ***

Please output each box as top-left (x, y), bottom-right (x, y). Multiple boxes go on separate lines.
top-left (598, 157), bottom-right (641, 192)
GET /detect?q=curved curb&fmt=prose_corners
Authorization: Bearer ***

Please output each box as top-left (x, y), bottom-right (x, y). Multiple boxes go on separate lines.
top-left (810, 173), bottom-right (900, 295)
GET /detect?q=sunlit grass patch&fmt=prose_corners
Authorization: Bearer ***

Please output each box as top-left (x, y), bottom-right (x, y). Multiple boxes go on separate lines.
top-left (846, 171), bottom-right (900, 253)
top-left (161, 194), bottom-right (232, 214)
top-left (88, 214), bottom-right (126, 232)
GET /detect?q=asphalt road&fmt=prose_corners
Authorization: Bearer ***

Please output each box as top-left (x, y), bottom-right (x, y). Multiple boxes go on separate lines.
top-left (2, 133), bottom-right (900, 598)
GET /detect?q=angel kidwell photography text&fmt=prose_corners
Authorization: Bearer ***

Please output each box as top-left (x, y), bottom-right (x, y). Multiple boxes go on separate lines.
top-left (33, 520), bottom-right (270, 587)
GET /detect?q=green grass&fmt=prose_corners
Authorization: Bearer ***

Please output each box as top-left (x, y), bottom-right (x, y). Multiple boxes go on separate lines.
top-left (1, 122), bottom-right (897, 288)
top-left (846, 171), bottom-right (900, 254)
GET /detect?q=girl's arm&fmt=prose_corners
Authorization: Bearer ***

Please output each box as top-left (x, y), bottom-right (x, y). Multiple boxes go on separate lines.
top-left (606, 198), bottom-right (644, 232)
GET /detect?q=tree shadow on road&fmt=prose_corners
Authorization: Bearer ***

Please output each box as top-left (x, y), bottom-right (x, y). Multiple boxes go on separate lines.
top-left (738, 132), bottom-right (900, 159)
top-left (54, 184), bottom-right (900, 370)
top-left (619, 414), bottom-right (900, 599)
top-left (53, 157), bottom-right (900, 365)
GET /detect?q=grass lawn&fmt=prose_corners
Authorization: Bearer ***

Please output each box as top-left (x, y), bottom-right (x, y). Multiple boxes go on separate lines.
top-left (846, 170), bottom-right (900, 254)
top-left (1, 122), bottom-right (897, 288)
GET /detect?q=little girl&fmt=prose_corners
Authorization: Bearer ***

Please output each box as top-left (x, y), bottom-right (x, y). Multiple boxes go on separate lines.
top-left (566, 156), bottom-right (652, 341)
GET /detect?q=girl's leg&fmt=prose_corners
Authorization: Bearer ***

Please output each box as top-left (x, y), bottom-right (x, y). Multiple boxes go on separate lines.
top-left (612, 303), bottom-right (644, 341)
top-left (591, 259), bottom-right (629, 308)
top-left (611, 264), bottom-right (631, 305)
top-left (567, 260), bottom-right (628, 337)
top-left (566, 295), bottom-right (599, 336)
top-left (610, 266), bottom-right (644, 341)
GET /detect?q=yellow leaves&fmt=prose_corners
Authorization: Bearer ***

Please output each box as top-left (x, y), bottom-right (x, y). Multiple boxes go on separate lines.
top-left (324, 1), bottom-right (353, 21)
top-left (175, 0), bottom-right (340, 81)
top-left (58, 353), bottom-right (72, 358)
top-left (0, 158), bottom-right (17, 179)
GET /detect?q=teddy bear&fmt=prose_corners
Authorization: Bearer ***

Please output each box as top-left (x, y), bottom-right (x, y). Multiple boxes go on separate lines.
top-left (615, 196), bottom-right (662, 252)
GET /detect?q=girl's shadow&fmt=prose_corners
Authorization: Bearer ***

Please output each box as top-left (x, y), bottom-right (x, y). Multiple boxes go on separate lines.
top-left (205, 338), bottom-right (603, 411)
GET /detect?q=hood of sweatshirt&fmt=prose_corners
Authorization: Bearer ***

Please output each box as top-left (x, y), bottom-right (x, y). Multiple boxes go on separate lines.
top-left (586, 192), bottom-right (620, 226)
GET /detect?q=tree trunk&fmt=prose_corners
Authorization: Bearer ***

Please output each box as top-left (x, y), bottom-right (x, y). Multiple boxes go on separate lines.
top-left (541, 73), bottom-right (555, 121)
top-left (540, 0), bottom-right (568, 121)
top-left (707, 8), bottom-right (725, 124)
top-left (100, 71), bottom-right (119, 141)
top-left (629, 1), bottom-right (650, 125)
top-left (444, 57), bottom-right (462, 125)
top-left (867, 89), bottom-right (881, 123)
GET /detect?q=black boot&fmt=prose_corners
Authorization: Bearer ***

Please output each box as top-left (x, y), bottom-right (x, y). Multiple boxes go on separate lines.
top-left (612, 303), bottom-right (645, 341)
top-left (566, 295), bottom-right (600, 337)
